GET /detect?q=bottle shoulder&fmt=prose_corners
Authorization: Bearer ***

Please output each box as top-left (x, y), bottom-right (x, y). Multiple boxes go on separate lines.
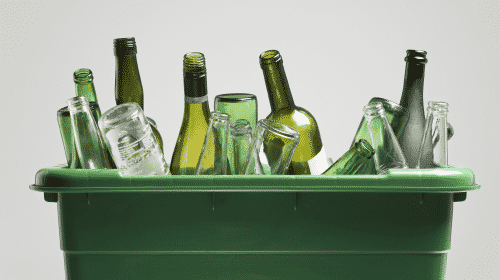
top-left (267, 106), bottom-right (319, 128)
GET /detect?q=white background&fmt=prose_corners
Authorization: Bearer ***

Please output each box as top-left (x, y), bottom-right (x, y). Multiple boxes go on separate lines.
top-left (1, 0), bottom-right (499, 279)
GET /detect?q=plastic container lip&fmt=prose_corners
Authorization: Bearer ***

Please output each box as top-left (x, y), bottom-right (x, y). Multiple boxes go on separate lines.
top-left (215, 93), bottom-right (257, 103)
top-left (259, 119), bottom-right (300, 141)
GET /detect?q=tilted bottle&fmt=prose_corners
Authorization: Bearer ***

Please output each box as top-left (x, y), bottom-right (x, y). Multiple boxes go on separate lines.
top-left (113, 37), bottom-right (164, 152)
top-left (170, 52), bottom-right (211, 175)
top-left (259, 50), bottom-right (330, 175)
top-left (322, 139), bottom-right (375, 175)
top-left (397, 50), bottom-right (430, 168)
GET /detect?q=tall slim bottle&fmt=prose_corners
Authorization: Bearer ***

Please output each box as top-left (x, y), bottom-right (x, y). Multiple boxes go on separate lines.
top-left (398, 50), bottom-right (430, 168)
top-left (113, 37), bottom-right (164, 152)
top-left (259, 50), bottom-right (330, 175)
top-left (170, 52), bottom-right (211, 175)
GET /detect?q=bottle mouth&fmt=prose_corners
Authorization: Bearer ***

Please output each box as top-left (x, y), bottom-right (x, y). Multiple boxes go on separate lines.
top-left (114, 37), bottom-right (137, 55)
top-left (258, 119), bottom-right (300, 142)
top-left (405, 49), bottom-right (427, 64)
top-left (368, 97), bottom-right (405, 114)
top-left (363, 102), bottom-right (385, 117)
top-left (183, 52), bottom-right (206, 74)
top-left (67, 96), bottom-right (90, 111)
top-left (356, 139), bottom-right (375, 158)
top-left (209, 111), bottom-right (230, 123)
top-left (73, 68), bottom-right (93, 84)
top-left (259, 50), bottom-right (282, 67)
top-left (428, 101), bottom-right (449, 113)
top-left (230, 119), bottom-right (252, 136)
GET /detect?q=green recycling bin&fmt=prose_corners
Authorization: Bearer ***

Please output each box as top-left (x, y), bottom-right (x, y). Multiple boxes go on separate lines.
top-left (30, 165), bottom-right (480, 280)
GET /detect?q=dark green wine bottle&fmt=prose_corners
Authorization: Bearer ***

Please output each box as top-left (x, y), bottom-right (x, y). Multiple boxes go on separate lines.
top-left (113, 37), bottom-right (164, 152)
top-left (322, 139), bottom-right (375, 175)
top-left (398, 50), bottom-right (430, 168)
top-left (259, 50), bottom-right (330, 175)
top-left (170, 52), bottom-right (211, 175)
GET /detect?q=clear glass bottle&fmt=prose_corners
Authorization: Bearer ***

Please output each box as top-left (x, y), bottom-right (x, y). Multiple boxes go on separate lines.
top-left (230, 119), bottom-right (265, 175)
top-left (195, 111), bottom-right (231, 175)
top-left (322, 139), bottom-right (375, 175)
top-left (113, 37), bottom-right (164, 153)
top-left (99, 102), bottom-right (168, 176)
top-left (170, 52), bottom-right (211, 175)
top-left (57, 102), bottom-right (102, 169)
top-left (417, 101), bottom-right (449, 168)
top-left (397, 50), bottom-right (429, 168)
top-left (259, 50), bottom-right (329, 175)
top-left (364, 102), bottom-right (408, 174)
top-left (67, 96), bottom-right (114, 169)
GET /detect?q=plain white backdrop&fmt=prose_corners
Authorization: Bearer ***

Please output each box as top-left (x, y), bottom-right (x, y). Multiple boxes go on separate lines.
top-left (1, 0), bottom-right (499, 279)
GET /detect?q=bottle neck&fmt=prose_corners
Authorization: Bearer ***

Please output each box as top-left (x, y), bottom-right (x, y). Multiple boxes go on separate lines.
top-left (261, 59), bottom-right (296, 113)
top-left (75, 82), bottom-right (98, 103)
top-left (399, 52), bottom-right (427, 110)
top-left (182, 101), bottom-right (210, 124)
top-left (184, 72), bottom-right (208, 98)
top-left (115, 53), bottom-right (144, 109)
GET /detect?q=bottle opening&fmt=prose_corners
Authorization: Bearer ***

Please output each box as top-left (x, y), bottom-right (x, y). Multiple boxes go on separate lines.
top-left (209, 111), bottom-right (230, 123)
top-left (67, 96), bottom-right (90, 111)
top-left (259, 50), bottom-right (282, 66)
top-left (405, 49), bottom-right (428, 64)
top-left (73, 68), bottom-right (93, 84)
top-left (259, 119), bottom-right (299, 141)
top-left (230, 119), bottom-right (252, 136)
top-left (356, 139), bottom-right (375, 158)
top-left (183, 52), bottom-right (206, 73)
top-left (114, 37), bottom-right (137, 55)
top-left (101, 102), bottom-right (142, 128)
top-left (363, 102), bottom-right (385, 117)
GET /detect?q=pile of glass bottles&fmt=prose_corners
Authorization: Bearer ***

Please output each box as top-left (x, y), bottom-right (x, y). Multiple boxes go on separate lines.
top-left (58, 37), bottom-right (453, 177)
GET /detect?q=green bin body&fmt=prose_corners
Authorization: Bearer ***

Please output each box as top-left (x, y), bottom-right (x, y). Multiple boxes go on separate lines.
top-left (30, 166), bottom-right (480, 280)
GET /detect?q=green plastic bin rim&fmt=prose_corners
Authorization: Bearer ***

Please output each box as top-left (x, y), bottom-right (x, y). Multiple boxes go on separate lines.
top-left (30, 164), bottom-right (480, 194)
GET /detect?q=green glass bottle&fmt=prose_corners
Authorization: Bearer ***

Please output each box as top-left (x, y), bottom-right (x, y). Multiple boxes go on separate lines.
top-left (73, 68), bottom-right (102, 119)
top-left (398, 50), bottom-right (430, 168)
top-left (113, 37), bottom-right (164, 153)
top-left (322, 139), bottom-right (375, 175)
top-left (259, 50), bottom-right (330, 175)
top-left (170, 52), bottom-right (211, 175)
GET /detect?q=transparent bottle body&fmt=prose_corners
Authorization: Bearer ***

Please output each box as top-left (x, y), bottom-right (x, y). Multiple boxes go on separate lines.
top-left (243, 119), bottom-right (300, 175)
top-left (196, 111), bottom-right (230, 175)
top-left (364, 103), bottom-right (408, 174)
top-left (417, 102), bottom-right (449, 168)
top-left (230, 119), bottom-right (265, 175)
top-left (99, 103), bottom-right (168, 176)
top-left (67, 97), bottom-right (113, 169)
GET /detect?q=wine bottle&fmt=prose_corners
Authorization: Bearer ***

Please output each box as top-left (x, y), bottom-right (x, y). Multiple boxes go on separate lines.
top-left (259, 50), bottom-right (330, 175)
top-left (113, 37), bottom-right (164, 152)
top-left (398, 50), bottom-right (430, 168)
top-left (170, 52), bottom-right (211, 175)
top-left (322, 139), bottom-right (374, 175)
